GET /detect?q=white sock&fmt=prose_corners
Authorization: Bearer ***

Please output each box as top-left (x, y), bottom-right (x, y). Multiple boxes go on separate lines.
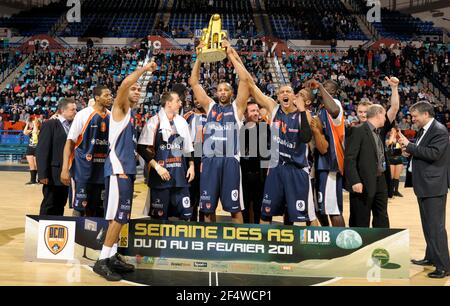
top-left (99, 246), bottom-right (112, 260)
top-left (110, 244), bottom-right (118, 257)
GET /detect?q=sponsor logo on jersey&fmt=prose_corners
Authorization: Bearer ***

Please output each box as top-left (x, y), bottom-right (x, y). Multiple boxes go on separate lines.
top-left (273, 136), bottom-right (296, 149)
top-left (281, 122), bottom-right (287, 134)
top-left (223, 112), bottom-right (234, 117)
top-left (95, 139), bottom-right (108, 146)
top-left (44, 225), bottom-right (69, 255)
top-left (182, 197), bottom-right (191, 208)
top-left (296, 200), bottom-right (305, 212)
top-left (231, 190), bottom-right (239, 201)
top-left (159, 143), bottom-right (182, 151)
top-left (84, 219), bottom-right (97, 231)
top-left (200, 191), bottom-right (210, 202)
top-left (299, 229), bottom-right (331, 245)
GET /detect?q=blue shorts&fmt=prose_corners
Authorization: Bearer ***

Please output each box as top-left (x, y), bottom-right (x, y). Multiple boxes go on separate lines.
top-left (261, 164), bottom-right (316, 223)
top-left (104, 174), bottom-right (135, 224)
top-left (71, 180), bottom-right (105, 213)
top-left (150, 187), bottom-right (192, 220)
top-left (199, 157), bottom-right (244, 214)
top-left (316, 171), bottom-right (343, 216)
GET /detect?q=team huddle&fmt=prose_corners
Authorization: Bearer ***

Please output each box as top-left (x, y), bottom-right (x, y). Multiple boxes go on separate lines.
top-left (59, 41), bottom-right (401, 281)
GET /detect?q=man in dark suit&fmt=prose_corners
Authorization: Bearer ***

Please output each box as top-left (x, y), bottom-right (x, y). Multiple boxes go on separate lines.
top-left (345, 104), bottom-right (391, 228)
top-left (398, 101), bottom-right (450, 279)
top-left (346, 77), bottom-right (400, 198)
top-left (36, 98), bottom-right (77, 216)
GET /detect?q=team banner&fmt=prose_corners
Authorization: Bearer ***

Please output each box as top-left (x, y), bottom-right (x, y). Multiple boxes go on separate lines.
top-left (25, 216), bottom-right (409, 279)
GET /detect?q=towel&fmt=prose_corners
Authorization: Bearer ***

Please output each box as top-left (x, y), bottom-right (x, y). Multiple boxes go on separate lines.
top-left (158, 108), bottom-right (194, 154)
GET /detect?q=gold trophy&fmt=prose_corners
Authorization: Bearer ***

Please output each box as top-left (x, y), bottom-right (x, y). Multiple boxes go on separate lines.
top-left (197, 14), bottom-right (228, 63)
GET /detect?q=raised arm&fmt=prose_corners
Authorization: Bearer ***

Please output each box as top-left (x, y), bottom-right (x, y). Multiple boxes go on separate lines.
top-left (115, 61), bottom-right (157, 113)
top-left (294, 94), bottom-right (312, 143)
top-left (309, 80), bottom-right (340, 119)
top-left (386, 76), bottom-right (400, 124)
top-left (23, 121), bottom-right (31, 136)
top-left (222, 40), bottom-right (250, 120)
top-left (188, 44), bottom-right (213, 111)
top-left (228, 46), bottom-right (277, 114)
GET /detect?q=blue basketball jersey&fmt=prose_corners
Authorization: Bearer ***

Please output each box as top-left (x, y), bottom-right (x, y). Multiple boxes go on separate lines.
top-left (271, 106), bottom-right (309, 168)
top-left (184, 110), bottom-right (207, 145)
top-left (148, 120), bottom-right (190, 189)
top-left (104, 108), bottom-right (137, 176)
top-left (315, 103), bottom-right (345, 174)
top-left (203, 101), bottom-right (242, 158)
top-left (69, 107), bottom-right (110, 184)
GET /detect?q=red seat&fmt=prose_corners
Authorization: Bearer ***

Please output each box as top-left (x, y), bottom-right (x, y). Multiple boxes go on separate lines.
top-left (402, 129), bottom-right (416, 140)
top-left (3, 121), bottom-right (13, 130)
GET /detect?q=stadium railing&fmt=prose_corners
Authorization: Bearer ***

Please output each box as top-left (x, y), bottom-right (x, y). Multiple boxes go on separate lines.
top-left (0, 130), bottom-right (28, 162)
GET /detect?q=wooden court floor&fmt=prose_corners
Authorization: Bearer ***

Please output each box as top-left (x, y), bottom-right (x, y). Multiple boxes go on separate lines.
top-left (0, 170), bottom-right (449, 286)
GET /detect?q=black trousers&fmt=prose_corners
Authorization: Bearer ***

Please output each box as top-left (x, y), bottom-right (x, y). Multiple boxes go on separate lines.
top-left (349, 175), bottom-right (389, 228)
top-left (189, 158), bottom-right (202, 222)
top-left (418, 195), bottom-right (450, 271)
top-left (39, 184), bottom-right (69, 216)
top-left (242, 171), bottom-right (265, 224)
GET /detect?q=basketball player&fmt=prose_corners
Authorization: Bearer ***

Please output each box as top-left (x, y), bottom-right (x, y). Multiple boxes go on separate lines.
top-left (188, 39), bottom-right (251, 224)
top-left (183, 99), bottom-right (208, 222)
top-left (61, 86), bottom-right (112, 218)
top-left (297, 87), bottom-right (330, 227)
top-left (93, 61), bottom-right (157, 281)
top-left (307, 79), bottom-right (346, 227)
top-left (138, 92), bottom-right (195, 221)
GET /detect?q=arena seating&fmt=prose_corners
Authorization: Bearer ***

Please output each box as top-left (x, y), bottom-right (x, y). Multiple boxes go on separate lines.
top-left (372, 9), bottom-right (443, 40)
top-left (0, 2), bottom-right (66, 36)
top-left (265, 0), bottom-right (367, 40)
top-left (59, 0), bottom-right (160, 38)
top-left (166, 0), bottom-right (255, 38)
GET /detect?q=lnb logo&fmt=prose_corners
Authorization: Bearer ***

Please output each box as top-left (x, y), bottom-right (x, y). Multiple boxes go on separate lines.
top-left (299, 229), bottom-right (331, 245)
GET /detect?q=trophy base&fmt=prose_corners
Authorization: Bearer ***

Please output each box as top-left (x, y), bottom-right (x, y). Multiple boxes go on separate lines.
top-left (198, 49), bottom-right (227, 63)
